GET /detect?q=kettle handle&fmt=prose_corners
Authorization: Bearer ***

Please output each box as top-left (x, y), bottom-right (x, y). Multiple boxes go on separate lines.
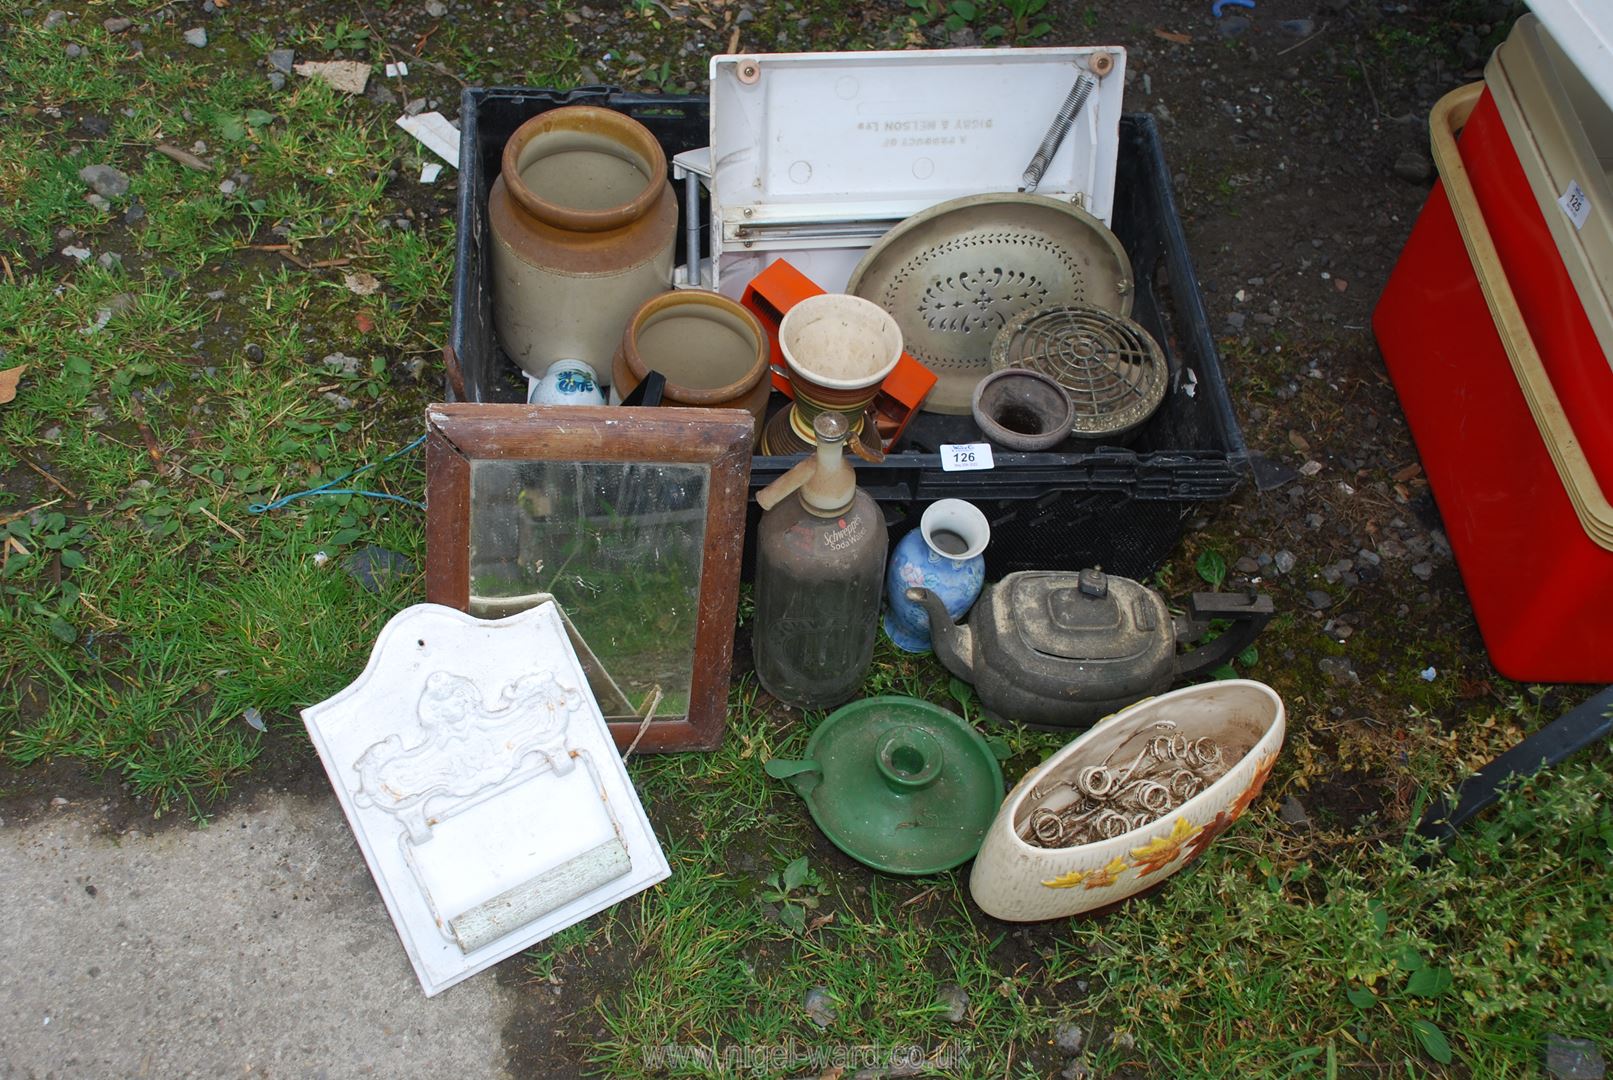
top-left (1173, 591), bottom-right (1276, 681)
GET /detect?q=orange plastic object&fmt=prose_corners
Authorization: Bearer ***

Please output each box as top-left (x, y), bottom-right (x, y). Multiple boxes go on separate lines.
top-left (740, 259), bottom-right (937, 446)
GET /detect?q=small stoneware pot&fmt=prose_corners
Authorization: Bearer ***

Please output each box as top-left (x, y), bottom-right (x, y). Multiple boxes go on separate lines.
top-left (611, 290), bottom-right (770, 442)
top-left (779, 294), bottom-right (903, 443)
top-left (969, 680), bottom-right (1286, 922)
top-left (883, 499), bottom-right (990, 653)
top-left (971, 368), bottom-right (1075, 451)
top-left (488, 105), bottom-right (677, 381)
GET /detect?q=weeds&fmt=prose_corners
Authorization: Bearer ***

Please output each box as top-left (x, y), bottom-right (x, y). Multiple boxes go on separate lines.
top-left (992, 0), bottom-right (1053, 42)
top-left (906, 0), bottom-right (1054, 43)
top-left (1074, 749), bottom-right (1613, 1076)
top-left (759, 855), bottom-right (828, 934)
top-left (292, 17), bottom-right (373, 55)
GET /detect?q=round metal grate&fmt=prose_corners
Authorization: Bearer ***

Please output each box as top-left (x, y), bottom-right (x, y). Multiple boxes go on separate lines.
top-left (989, 304), bottom-right (1168, 439)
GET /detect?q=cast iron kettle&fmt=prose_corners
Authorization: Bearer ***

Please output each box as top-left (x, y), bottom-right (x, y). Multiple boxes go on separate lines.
top-left (909, 568), bottom-right (1273, 728)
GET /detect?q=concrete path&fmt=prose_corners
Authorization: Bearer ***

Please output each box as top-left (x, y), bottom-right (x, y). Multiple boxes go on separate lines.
top-left (0, 793), bottom-right (515, 1078)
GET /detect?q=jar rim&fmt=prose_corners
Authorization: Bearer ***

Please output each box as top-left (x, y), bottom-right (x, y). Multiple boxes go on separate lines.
top-left (500, 105), bottom-right (667, 233)
top-left (618, 290), bottom-right (768, 405)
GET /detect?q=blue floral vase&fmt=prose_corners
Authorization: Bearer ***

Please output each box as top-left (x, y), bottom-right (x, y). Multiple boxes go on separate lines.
top-left (883, 499), bottom-right (991, 653)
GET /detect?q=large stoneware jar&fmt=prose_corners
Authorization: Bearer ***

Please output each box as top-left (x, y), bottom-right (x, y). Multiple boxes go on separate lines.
top-left (488, 106), bottom-right (677, 382)
top-left (611, 290), bottom-right (770, 442)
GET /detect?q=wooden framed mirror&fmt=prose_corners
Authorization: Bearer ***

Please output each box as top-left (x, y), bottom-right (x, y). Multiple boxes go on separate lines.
top-left (425, 404), bottom-right (754, 752)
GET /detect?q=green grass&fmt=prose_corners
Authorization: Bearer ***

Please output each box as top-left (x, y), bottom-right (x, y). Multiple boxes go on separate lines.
top-left (1073, 749), bottom-right (1613, 1077)
top-left (0, 1), bottom-right (434, 817)
top-left (524, 677), bottom-right (1613, 1078)
top-left (530, 677), bottom-right (1071, 1078)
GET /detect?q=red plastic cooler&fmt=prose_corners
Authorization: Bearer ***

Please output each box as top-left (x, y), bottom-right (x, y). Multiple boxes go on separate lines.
top-left (1374, 81), bottom-right (1613, 682)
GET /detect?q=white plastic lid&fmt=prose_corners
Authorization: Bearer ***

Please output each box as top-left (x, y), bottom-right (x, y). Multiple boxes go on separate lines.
top-left (708, 46), bottom-right (1127, 225)
top-left (1525, 0), bottom-right (1613, 110)
top-left (1489, 13), bottom-right (1613, 370)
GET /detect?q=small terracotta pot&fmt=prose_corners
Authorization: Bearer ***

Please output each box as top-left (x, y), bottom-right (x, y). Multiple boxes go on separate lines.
top-left (488, 106), bottom-right (677, 380)
top-left (612, 290), bottom-right (770, 442)
top-left (971, 368), bottom-right (1075, 451)
top-left (969, 680), bottom-right (1286, 922)
top-left (779, 294), bottom-right (902, 439)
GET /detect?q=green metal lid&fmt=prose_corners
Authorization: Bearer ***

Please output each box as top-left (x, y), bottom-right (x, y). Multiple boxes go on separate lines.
top-left (765, 696), bottom-right (1005, 875)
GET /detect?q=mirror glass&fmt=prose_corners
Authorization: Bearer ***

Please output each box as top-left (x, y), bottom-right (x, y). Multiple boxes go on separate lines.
top-left (466, 459), bottom-right (710, 720)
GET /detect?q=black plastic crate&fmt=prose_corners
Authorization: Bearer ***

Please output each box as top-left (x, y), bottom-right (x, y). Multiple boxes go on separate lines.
top-left (448, 85), bottom-right (1246, 580)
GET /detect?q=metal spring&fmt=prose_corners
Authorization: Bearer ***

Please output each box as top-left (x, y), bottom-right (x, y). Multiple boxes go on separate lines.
top-left (1021, 72), bottom-right (1098, 193)
top-left (1018, 723), bottom-right (1229, 849)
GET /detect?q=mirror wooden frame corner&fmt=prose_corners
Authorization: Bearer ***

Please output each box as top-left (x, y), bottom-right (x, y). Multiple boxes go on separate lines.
top-left (424, 403), bottom-right (755, 753)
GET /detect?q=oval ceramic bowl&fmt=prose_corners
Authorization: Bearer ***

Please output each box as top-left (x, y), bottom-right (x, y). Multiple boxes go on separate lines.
top-left (969, 680), bottom-right (1285, 921)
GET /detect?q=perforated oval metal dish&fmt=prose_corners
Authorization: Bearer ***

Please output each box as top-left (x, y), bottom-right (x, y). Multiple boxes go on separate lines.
top-left (990, 304), bottom-right (1167, 439)
top-left (846, 194), bottom-right (1133, 415)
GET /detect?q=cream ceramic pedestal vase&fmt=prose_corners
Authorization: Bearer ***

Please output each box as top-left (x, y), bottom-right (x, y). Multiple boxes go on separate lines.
top-left (779, 293), bottom-right (903, 443)
top-left (488, 106), bottom-right (677, 381)
top-left (968, 680), bottom-right (1285, 922)
top-left (301, 602), bottom-right (670, 995)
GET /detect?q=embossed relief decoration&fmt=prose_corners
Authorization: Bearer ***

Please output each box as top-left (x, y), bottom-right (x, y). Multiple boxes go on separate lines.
top-left (354, 670), bottom-right (582, 843)
top-left (303, 602), bottom-right (670, 997)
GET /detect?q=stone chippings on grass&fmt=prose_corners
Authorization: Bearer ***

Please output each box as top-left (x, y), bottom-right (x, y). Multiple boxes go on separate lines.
top-left (0, 1), bottom-right (1609, 1077)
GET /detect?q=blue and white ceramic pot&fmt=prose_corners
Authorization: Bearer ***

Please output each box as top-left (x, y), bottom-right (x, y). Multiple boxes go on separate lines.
top-left (883, 499), bottom-right (991, 653)
top-left (528, 359), bottom-right (606, 406)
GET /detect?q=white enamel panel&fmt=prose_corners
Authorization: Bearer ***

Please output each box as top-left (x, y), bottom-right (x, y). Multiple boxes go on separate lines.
top-left (302, 602), bottom-right (669, 996)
